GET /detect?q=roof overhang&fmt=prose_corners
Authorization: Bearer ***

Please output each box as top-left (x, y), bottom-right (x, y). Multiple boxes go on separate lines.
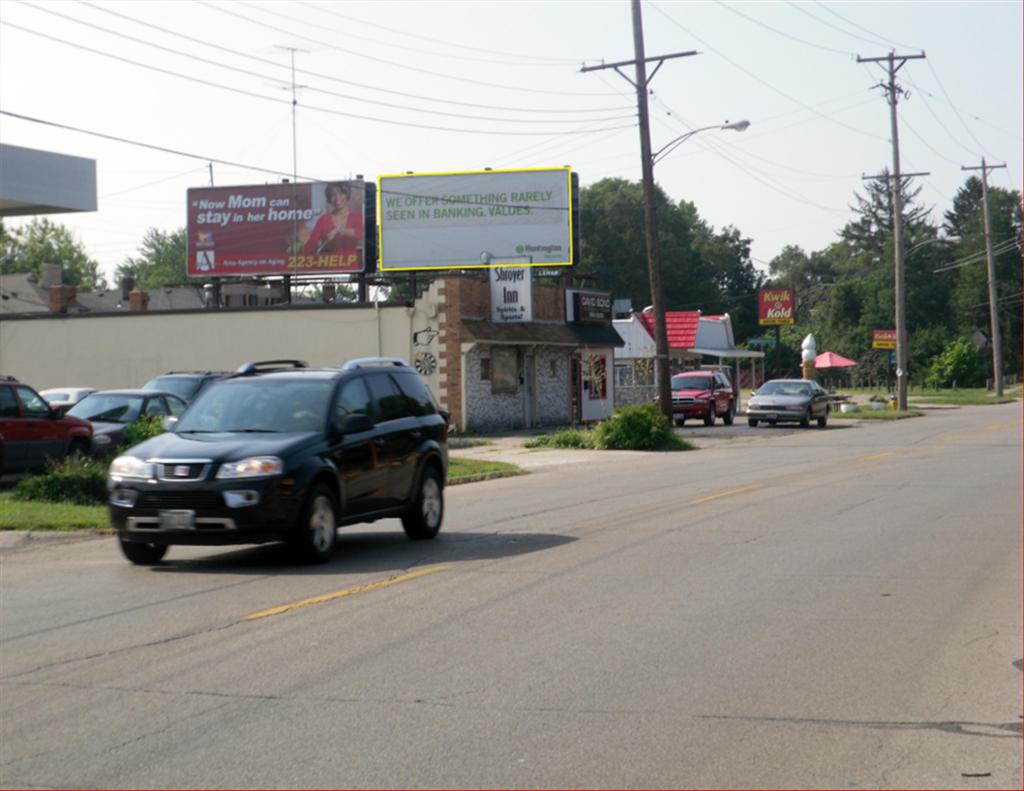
top-left (0, 144), bottom-right (97, 216)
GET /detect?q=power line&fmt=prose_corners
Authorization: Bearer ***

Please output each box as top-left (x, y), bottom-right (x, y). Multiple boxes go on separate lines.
top-left (925, 61), bottom-right (998, 161)
top-left (195, 0), bottom-right (621, 98)
top-left (295, 0), bottom-right (578, 65)
top-left (19, 2), bottom-right (631, 125)
top-left (648, 2), bottom-right (886, 143)
top-left (2, 23), bottom-right (635, 137)
top-left (715, 0), bottom-right (854, 56)
top-left (810, 0), bottom-right (921, 51)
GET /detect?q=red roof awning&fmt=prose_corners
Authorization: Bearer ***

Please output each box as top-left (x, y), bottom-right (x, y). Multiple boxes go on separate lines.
top-left (637, 310), bottom-right (700, 350)
top-left (815, 351), bottom-right (858, 368)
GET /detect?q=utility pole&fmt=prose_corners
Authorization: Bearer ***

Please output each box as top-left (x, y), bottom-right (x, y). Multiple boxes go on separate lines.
top-left (275, 46), bottom-right (308, 305)
top-left (858, 50), bottom-right (926, 410)
top-left (208, 162), bottom-right (214, 187)
top-left (962, 158), bottom-right (1007, 395)
top-left (581, 0), bottom-right (697, 420)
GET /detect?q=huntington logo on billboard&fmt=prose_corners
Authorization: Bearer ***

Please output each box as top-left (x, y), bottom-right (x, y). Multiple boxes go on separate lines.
top-left (758, 288), bottom-right (795, 326)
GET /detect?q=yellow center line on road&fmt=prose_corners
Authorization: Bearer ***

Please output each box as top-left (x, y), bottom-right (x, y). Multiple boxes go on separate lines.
top-left (984, 421), bottom-right (1021, 432)
top-left (858, 451), bottom-right (893, 463)
top-left (690, 484), bottom-right (761, 505)
top-left (245, 564), bottom-right (453, 621)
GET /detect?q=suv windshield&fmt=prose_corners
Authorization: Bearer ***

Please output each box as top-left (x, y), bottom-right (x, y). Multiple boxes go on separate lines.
top-left (176, 379), bottom-right (334, 434)
top-left (673, 376), bottom-right (713, 391)
top-left (68, 394), bottom-right (144, 423)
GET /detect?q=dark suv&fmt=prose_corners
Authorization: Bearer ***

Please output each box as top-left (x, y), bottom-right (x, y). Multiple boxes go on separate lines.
top-left (0, 376), bottom-right (93, 474)
top-left (141, 371), bottom-right (228, 403)
top-left (109, 359), bottom-right (448, 565)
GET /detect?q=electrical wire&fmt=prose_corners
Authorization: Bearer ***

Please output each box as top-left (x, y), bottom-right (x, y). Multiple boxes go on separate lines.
top-left (925, 61), bottom-right (999, 161)
top-left (295, 0), bottom-right (578, 66)
top-left (648, 2), bottom-right (886, 143)
top-left (19, 2), bottom-right (631, 124)
top-left (195, 0), bottom-right (621, 98)
top-left (810, 0), bottom-right (921, 52)
top-left (1, 23), bottom-right (635, 137)
top-left (714, 0), bottom-right (854, 56)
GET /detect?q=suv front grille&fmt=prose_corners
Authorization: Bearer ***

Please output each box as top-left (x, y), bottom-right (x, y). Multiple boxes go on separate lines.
top-left (673, 396), bottom-right (695, 405)
top-left (136, 491), bottom-right (223, 511)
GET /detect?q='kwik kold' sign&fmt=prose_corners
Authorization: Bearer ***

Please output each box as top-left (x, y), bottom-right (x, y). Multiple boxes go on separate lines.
top-left (758, 288), bottom-right (795, 326)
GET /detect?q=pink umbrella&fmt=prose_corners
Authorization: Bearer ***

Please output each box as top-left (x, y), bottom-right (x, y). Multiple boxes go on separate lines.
top-left (815, 351), bottom-right (858, 368)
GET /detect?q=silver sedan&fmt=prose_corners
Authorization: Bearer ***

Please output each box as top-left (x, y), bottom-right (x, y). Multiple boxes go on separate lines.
top-left (747, 379), bottom-right (830, 428)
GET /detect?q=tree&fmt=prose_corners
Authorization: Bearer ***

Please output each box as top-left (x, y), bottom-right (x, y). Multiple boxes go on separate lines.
top-left (926, 336), bottom-right (986, 388)
top-left (0, 218), bottom-right (105, 290)
top-left (116, 227), bottom-right (187, 288)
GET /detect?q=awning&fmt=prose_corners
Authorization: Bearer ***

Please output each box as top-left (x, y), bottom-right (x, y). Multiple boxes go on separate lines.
top-left (815, 351), bottom-right (857, 368)
top-left (689, 346), bottom-right (764, 360)
top-left (461, 319), bottom-right (623, 348)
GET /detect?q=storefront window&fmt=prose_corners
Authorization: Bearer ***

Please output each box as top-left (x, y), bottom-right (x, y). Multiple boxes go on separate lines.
top-left (491, 347), bottom-right (518, 394)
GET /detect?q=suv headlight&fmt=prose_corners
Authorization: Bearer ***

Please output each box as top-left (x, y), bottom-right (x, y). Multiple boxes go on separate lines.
top-left (216, 456), bottom-right (284, 479)
top-left (109, 456), bottom-right (155, 479)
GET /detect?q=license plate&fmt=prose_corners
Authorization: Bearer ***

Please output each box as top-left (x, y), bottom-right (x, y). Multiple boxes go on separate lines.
top-left (159, 509), bottom-right (195, 530)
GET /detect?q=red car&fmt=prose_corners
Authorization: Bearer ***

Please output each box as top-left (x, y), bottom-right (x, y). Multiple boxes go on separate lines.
top-left (670, 370), bottom-right (736, 426)
top-left (0, 377), bottom-right (93, 474)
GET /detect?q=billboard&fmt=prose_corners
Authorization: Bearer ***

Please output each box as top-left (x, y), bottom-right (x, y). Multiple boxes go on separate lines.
top-left (378, 167), bottom-right (573, 271)
top-left (758, 288), bottom-right (795, 325)
top-left (187, 180), bottom-right (366, 278)
top-left (872, 329), bottom-right (897, 349)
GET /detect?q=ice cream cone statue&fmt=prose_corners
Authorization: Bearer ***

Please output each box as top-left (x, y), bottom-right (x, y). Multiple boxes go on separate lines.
top-left (801, 333), bottom-right (817, 381)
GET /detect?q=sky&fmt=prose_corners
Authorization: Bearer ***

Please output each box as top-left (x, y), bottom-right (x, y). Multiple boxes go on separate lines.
top-left (1, 0), bottom-right (1021, 286)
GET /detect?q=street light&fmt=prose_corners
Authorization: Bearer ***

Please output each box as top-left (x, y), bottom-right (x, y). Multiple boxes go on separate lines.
top-left (652, 120), bottom-right (750, 166)
top-left (644, 118), bottom-right (750, 421)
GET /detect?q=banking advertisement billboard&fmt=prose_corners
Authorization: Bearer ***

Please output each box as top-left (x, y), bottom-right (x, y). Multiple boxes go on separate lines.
top-left (377, 167), bottom-right (573, 271)
top-left (758, 288), bottom-right (795, 326)
top-left (187, 181), bottom-right (366, 277)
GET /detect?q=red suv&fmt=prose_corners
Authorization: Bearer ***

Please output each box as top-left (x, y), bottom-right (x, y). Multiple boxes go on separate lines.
top-left (670, 370), bottom-right (735, 426)
top-left (0, 377), bottom-right (93, 474)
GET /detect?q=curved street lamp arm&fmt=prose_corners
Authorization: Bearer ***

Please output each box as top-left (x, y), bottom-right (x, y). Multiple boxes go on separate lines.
top-left (651, 125), bottom-right (719, 165)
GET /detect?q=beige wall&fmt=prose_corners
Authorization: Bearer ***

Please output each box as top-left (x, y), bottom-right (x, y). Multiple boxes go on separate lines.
top-left (0, 305), bottom-right (423, 392)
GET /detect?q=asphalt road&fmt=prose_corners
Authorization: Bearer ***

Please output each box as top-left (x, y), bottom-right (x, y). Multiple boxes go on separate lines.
top-left (1, 404), bottom-right (1021, 789)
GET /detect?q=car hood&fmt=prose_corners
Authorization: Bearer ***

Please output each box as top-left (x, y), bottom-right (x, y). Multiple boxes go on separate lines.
top-left (123, 430), bottom-right (322, 461)
top-left (750, 394), bottom-right (810, 408)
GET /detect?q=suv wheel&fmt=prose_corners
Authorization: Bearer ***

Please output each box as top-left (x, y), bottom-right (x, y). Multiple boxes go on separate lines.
top-left (703, 403), bottom-right (716, 426)
top-left (402, 467), bottom-right (444, 540)
top-left (748, 418), bottom-right (759, 428)
top-left (68, 438), bottom-right (89, 462)
top-left (119, 538), bottom-right (168, 565)
top-left (722, 401), bottom-right (735, 425)
top-left (290, 484), bottom-right (337, 563)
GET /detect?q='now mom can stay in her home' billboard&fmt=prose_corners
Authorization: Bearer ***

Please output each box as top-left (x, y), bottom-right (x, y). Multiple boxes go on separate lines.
top-left (186, 181), bottom-right (366, 277)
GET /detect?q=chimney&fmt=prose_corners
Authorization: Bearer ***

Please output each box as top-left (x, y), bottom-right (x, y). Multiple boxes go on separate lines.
top-left (42, 263), bottom-right (62, 288)
top-left (121, 276), bottom-right (135, 301)
top-left (129, 287), bottom-right (150, 312)
top-left (48, 284), bottom-right (77, 314)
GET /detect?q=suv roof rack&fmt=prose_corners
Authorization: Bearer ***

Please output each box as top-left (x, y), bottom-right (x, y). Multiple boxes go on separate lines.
top-left (0, 374), bottom-right (19, 382)
top-left (234, 359), bottom-right (309, 376)
top-left (341, 357), bottom-right (409, 371)
top-left (161, 370), bottom-right (225, 376)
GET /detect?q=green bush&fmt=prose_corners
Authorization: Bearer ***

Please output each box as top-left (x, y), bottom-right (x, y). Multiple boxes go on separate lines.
top-left (925, 337), bottom-right (986, 388)
top-left (14, 457), bottom-right (109, 506)
top-left (120, 414), bottom-right (165, 452)
top-left (523, 430), bottom-right (595, 449)
top-left (593, 403), bottom-right (676, 450)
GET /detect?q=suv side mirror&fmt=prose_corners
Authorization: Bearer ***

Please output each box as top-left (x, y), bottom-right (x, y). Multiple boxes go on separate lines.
top-left (162, 416), bottom-right (178, 432)
top-left (336, 413), bottom-right (373, 435)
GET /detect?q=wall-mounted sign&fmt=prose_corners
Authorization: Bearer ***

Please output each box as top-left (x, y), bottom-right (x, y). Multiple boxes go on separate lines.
top-left (378, 167), bottom-right (573, 271)
top-left (566, 289), bottom-right (612, 324)
top-left (872, 329), bottom-right (897, 349)
top-left (758, 288), bottom-right (795, 325)
top-left (490, 266), bottom-right (532, 323)
top-left (187, 180), bottom-right (366, 277)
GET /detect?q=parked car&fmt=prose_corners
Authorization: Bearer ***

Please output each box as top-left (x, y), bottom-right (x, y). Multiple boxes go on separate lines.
top-left (141, 371), bottom-right (228, 403)
top-left (670, 370), bottom-right (735, 426)
top-left (67, 389), bottom-right (187, 456)
top-left (108, 358), bottom-right (449, 565)
top-left (0, 376), bottom-right (93, 474)
top-left (747, 379), bottom-right (830, 428)
top-left (39, 387), bottom-right (98, 415)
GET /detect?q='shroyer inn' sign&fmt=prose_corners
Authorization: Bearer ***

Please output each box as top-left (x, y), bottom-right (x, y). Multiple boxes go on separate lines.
top-left (490, 266), bottom-right (533, 323)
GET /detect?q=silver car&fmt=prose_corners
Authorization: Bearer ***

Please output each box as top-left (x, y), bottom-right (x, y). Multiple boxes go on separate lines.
top-left (747, 379), bottom-right (830, 428)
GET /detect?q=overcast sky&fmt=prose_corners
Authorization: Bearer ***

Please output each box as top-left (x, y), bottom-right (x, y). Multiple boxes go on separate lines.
top-left (1, 0), bottom-right (1020, 285)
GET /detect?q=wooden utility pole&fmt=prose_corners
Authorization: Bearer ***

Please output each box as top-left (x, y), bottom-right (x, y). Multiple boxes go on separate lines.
top-left (580, 1), bottom-right (697, 420)
top-left (962, 158), bottom-right (1007, 395)
top-left (857, 50), bottom-right (926, 410)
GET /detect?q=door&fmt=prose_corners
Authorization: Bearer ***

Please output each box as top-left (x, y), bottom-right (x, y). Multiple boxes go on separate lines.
top-left (365, 372), bottom-right (418, 507)
top-left (0, 385), bottom-right (26, 471)
top-left (15, 385), bottom-right (61, 467)
top-left (330, 377), bottom-right (385, 515)
top-left (523, 352), bottom-right (536, 428)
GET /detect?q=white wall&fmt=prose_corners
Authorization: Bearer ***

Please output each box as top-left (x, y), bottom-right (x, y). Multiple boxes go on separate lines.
top-left (0, 306), bottom-right (415, 391)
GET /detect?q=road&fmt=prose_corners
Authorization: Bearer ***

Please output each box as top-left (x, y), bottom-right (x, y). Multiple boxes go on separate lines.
top-left (1, 404), bottom-right (1021, 789)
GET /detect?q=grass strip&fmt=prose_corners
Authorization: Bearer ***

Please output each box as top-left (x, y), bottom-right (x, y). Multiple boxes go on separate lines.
top-left (448, 456), bottom-right (527, 485)
top-left (830, 409), bottom-right (925, 420)
top-left (0, 493), bottom-right (110, 531)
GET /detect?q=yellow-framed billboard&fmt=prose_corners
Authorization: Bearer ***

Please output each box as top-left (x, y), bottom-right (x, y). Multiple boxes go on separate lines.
top-left (377, 166), bottom-right (573, 271)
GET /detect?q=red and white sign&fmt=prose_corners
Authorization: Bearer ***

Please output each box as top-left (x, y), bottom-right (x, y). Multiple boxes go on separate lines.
top-left (758, 288), bottom-right (795, 326)
top-left (187, 181), bottom-right (366, 277)
top-left (872, 329), bottom-right (897, 349)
